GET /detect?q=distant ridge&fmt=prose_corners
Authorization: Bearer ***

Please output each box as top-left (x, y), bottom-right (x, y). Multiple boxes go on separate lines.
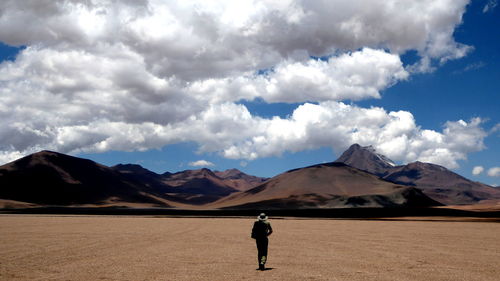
top-left (335, 144), bottom-right (500, 205)
top-left (0, 151), bottom-right (266, 208)
top-left (1, 146), bottom-right (499, 210)
top-left (113, 165), bottom-right (265, 205)
top-left (209, 162), bottom-right (442, 209)
top-left (214, 168), bottom-right (268, 191)
top-left (383, 161), bottom-right (500, 205)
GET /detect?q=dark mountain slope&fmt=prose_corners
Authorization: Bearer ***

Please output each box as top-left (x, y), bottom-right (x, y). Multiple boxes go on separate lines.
top-left (384, 161), bottom-right (500, 205)
top-left (0, 151), bottom-right (170, 207)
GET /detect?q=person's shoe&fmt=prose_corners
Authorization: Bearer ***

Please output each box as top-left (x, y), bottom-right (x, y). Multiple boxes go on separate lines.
top-left (259, 263), bottom-right (265, 271)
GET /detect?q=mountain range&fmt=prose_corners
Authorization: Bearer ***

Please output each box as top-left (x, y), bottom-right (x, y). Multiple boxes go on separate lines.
top-left (0, 151), bottom-right (265, 209)
top-left (114, 164), bottom-right (266, 205)
top-left (208, 162), bottom-right (440, 209)
top-left (1, 144), bottom-right (499, 210)
top-left (335, 144), bottom-right (500, 205)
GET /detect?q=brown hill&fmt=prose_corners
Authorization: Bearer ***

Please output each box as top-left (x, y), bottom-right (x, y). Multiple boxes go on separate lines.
top-left (0, 151), bottom-right (172, 207)
top-left (335, 144), bottom-right (500, 205)
top-left (163, 168), bottom-right (237, 195)
top-left (112, 165), bottom-right (266, 205)
top-left (214, 168), bottom-right (268, 191)
top-left (209, 163), bottom-right (441, 209)
top-left (384, 161), bottom-right (500, 205)
top-left (158, 168), bottom-right (240, 204)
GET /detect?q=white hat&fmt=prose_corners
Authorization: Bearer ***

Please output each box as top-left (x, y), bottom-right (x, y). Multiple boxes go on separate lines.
top-left (258, 213), bottom-right (268, 221)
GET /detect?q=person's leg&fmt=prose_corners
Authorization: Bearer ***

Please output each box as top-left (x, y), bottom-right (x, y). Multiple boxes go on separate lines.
top-left (256, 239), bottom-right (263, 269)
top-left (261, 238), bottom-right (268, 265)
top-left (256, 238), bottom-right (268, 270)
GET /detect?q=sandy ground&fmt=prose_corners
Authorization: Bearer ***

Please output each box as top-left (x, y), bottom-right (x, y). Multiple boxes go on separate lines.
top-left (0, 215), bottom-right (499, 281)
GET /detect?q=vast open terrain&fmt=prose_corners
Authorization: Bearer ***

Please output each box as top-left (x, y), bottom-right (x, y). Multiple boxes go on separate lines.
top-left (1, 215), bottom-right (499, 281)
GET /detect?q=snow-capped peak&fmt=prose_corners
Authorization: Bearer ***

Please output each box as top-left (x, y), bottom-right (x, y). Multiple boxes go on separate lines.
top-left (361, 145), bottom-right (396, 167)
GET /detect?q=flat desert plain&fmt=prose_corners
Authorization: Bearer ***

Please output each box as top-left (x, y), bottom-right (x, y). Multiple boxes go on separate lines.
top-left (1, 215), bottom-right (499, 281)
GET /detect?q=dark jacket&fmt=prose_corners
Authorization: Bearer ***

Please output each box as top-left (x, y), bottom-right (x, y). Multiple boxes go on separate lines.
top-left (251, 220), bottom-right (273, 239)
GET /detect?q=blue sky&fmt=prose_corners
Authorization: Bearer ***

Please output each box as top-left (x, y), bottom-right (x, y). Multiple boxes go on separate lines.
top-left (0, 0), bottom-right (498, 185)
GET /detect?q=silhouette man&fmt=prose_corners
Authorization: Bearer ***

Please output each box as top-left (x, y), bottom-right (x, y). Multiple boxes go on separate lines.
top-left (251, 213), bottom-right (273, 270)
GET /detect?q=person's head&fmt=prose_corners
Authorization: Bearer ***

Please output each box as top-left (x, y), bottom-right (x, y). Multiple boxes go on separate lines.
top-left (258, 213), bottom-right (268, 221)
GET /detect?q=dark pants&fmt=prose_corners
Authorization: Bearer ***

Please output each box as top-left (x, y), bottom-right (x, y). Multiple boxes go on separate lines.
top-left (256, 237), bottom-right (268, 265)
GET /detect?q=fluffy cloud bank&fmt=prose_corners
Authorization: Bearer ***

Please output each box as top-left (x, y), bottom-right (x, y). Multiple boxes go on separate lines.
top-left (0, 0), bottom-right (486, 169)
top-left (0, 0), bottom-right (470, 78)
top-left (193, 103), bottom-right (486, 169)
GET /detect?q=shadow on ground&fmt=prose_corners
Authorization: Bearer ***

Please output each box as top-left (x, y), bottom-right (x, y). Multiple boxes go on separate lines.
top-left (256, 267), bottom-right (275, 271)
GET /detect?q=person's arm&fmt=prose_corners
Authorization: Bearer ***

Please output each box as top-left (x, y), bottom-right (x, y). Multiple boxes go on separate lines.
top-left (267, 223), bottom-right (273, 236)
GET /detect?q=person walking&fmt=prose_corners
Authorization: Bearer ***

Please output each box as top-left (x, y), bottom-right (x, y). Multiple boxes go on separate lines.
top-left (251, 213), bottom-right (273, 270)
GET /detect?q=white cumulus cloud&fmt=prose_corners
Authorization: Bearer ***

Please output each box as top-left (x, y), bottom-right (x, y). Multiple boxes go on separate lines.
top-left (472, 166), bottom-right (484, 175)
top-left (0, 0), bottom-right (486, 169)
top-left (488, 167), bottom-right (500, 177)
top-left (186, 48), bottom-right (408, 104)
top-left (196, 102), bottom-right (486, 169)
top-left (0, 0), bottom-right (470, 78)
top-left (189, 160), bottom-right (215, 167)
